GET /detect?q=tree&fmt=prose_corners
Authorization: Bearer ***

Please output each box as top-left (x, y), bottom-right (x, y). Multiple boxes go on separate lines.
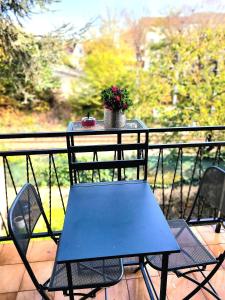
top-left (68, 12), bottom-right (225, 127)
top-left (0, 0), bottom-right (55, 57)
top-left (69, 25), bottom-right (137, 117)
top-left (146, 21), bottom-right (225, 127)
top-left (0, 0), bottom-right (63, 108)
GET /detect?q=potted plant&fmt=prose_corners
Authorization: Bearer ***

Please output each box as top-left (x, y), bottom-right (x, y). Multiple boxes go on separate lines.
top-left (101, 85), bottom-right (132, 128)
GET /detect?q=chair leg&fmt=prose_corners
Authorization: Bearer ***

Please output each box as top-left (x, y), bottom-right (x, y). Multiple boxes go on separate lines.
top-left (215, 221), bottom-right (225, 233)
top-left (215, 223), bottom-right (221, 233)
top-left (39, 290), bottom-right (51, 300)
top-left (79, 287), bottom-right (102, 300)
top-left (179, 273), bottom-right (220, 299)
top-left (183, 260), bottom-right (223, 300)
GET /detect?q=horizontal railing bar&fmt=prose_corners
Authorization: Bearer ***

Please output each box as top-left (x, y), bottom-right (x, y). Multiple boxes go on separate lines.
top-left (0, 132), bottom-right (67, 139)
top-left (0, 129), bottom-right (148, 139)
top-left (72, 159), bottom-right (145, 170)
top-left (0, 125), bottom-right (225, 140)
top-left (0, 219), bottom-right (219, 242)
top-left (148, 125), bottom-right (225, 133)
top-left (148, 141), bottom-right (225, 149)
top-left (71, 143), bottom-right (146, 153)
top-left (0, 230), bottom-right (62, 242)
top-left (1, 141), bottom-right (225, 156)
top-left (0, 148), bottom-right (67, 156)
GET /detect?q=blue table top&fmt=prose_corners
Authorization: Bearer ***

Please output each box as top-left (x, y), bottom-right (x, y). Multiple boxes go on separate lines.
top-left (57, 181), bottom-right (180, 263)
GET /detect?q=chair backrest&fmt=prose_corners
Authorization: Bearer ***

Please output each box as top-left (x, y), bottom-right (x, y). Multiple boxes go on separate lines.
top-left (66, 128), bottom-right (149, 185)
top-left (8, 183), bottom-right (53, 287)
top-left (188, 166), bottom-right (225, 221)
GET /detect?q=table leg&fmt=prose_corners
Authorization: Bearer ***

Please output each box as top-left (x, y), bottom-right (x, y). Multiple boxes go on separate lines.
top-left (139, 256), bottom-right (156, 299)
top-left (66, 262), bottom-right (74, 300)
top-left (160, 253), bottom-right (169, 300)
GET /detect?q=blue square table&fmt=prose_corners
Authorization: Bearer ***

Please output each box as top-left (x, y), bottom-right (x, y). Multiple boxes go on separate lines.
top-left (56, 180), bottom-right (180, 299)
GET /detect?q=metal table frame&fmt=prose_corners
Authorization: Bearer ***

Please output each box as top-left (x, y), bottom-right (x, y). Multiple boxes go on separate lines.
top-left (56, 181), bottom-right (180, 300)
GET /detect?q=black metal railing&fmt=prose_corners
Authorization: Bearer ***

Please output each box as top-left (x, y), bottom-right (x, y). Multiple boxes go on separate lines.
top-left (1, 151), bottom-right (67, 241)
top-left (0, 125), bottom-right (225, 241)
top-left (149, 141), bottom-right (225, 219)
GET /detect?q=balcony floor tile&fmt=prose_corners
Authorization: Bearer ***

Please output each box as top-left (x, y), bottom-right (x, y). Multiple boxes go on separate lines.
top-left (196, 226), bottom-right (225, 245)
top-left (0, 225), bottom-right (225, 299)
top-left (126, 277), bottom-right (150, 300)
top-left (166, 274), bottom-right (206, 300)
top-left (16, 290), bottom-right (54, 300)
top-left (194, 269), bottom-right (225, 299)
top-left (0, 293), bottom-right (17, 300)
top-left (19, 261), bottom-right (54, 291)
top-left (27, 240), bottom-right (57, 262)
top-left (0, 264), bottom-right (25, 293)
top-left (207, 243), bottom-right (225, 269)
top-left (0, 243), bottom-right (23, 265)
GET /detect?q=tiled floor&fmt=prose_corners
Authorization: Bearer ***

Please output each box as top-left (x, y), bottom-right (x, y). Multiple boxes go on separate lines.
top-left (0, 225), bottom-right (225, 300)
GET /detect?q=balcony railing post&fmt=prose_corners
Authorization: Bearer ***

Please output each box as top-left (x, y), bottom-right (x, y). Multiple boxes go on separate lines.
top-left (117, 132), bottom-right (122, 181)
top-left (51, 154), bottom-right (66, 214)
top-left (137, 132), bottom-right (141, 180)
top-left (180, 148), bottom-right (183, 219)
top-left (49, 154), bottom-right (52, 227)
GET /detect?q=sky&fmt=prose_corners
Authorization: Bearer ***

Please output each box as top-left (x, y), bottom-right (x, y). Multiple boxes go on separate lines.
top-left (23, 0), bottom-right (225, 35)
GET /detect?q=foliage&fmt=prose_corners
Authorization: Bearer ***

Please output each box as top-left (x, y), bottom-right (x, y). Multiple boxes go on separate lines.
top-left (68, 31), bottom-right (136, 117)
top-left (0, 0), bottom-right (63, 109)
top-left (68, 16), bottom-right (225, 128)
top-left (101, 85), bottom-right (132, 111)
top-left (0, 30), bottom-right (61, 108)
top-left (146, 25), bottom-right (225, 127)
top-left (0, 0), bottom-right (55, 19)
top-left (1, 10), bottom-right (225, 129)
top-left (0, 0), bottom-right (56, 60)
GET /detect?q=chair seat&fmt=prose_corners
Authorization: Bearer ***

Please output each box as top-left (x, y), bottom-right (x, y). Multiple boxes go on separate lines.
top-left (147, 219), bottom-right (217, 271)
top-left (48, 258), bottom-right (123, 291)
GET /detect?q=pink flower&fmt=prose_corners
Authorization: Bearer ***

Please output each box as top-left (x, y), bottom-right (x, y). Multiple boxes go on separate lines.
top-left (115, 95), bottom-right (120, 102)
top-left (123, 103), bottom-right (128, 110)
top-left (111, 86), bottom-right (118, 93)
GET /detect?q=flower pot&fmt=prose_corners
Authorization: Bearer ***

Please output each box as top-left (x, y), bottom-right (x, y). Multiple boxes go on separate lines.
top-left (13, 216), bottom-right (26, 231)
top-left (104, 108), bottom-right (126, 128)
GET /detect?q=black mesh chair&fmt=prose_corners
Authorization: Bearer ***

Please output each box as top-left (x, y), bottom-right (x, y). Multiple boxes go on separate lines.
top-left (8, 183), bottom-right (123, 300)
top-left (146, 166), bottom-right (225, 299)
